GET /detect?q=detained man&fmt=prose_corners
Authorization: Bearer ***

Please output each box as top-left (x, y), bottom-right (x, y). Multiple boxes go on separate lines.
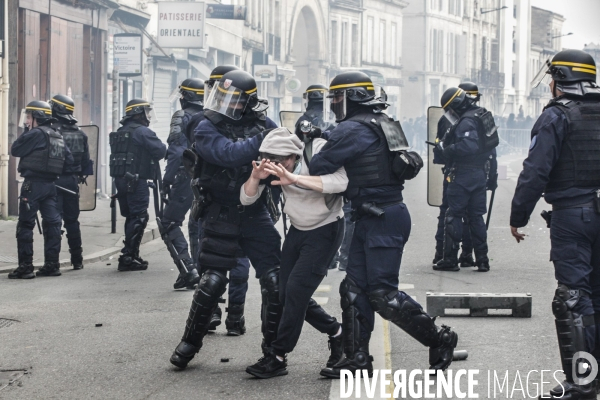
top-left (241, 128), bottom-right (347, 378)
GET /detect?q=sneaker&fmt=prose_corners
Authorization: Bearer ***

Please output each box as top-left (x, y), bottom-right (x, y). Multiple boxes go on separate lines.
top-left (208, 307), bottom-right (222, 331)
top-left (458, 253), bottom-right (475, 268)
top-left (433, 259), bottom-right (460, 272)
top-left (36, 262), bottom-right (61, 277)
top-left (8, 264), bottom-right (35, 279)
top-left (246, 353), bottom-right (288, 379)
top-left (118, 255), bottom-right (148, 271)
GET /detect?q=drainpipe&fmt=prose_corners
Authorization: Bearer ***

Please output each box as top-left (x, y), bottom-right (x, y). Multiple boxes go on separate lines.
top-left (0, 3), bottom-right (9, 219)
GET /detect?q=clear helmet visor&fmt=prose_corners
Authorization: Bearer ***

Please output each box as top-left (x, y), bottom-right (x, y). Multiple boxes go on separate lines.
top-left (19, 109), bottom-right (29, 129)
top-left (144, 106), bottom-right (157, 123)
top-left (205, 82), bottom-right (249, 120)
top-left (326, 89), bottom-right (347, 122)
top-left (204, 80), bottom-right (216, 101)
top-left (444, 108), bottom-right (459, 125)
top-left (531, 58), bottom-right (553, 88)
top-left (373, 85), bottom-right (388, 102)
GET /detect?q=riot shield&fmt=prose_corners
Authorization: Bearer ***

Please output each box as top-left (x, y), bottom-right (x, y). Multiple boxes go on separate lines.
top-left (79, 125), bottom-right (99, 211)
top-left (427, 107), bottom-right (446, 207)
top-left (279, 111), bottom-right (303, 132)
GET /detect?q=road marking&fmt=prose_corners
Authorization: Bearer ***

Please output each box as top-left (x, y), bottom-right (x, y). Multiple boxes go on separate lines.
top-left (314, 297), bottom-right (329, 305)
top-left (398, 283), bottom-right (414, 290)
top-left (329, 314), bottom-right (393, 400)
top-left (316, 285), bottom-right (332, 292)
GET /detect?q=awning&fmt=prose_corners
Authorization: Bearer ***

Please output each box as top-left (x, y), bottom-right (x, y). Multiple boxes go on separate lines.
top-left (110, 3), bottom-right (150, 28)
top-left (156, 60), bottom-right (177, 72)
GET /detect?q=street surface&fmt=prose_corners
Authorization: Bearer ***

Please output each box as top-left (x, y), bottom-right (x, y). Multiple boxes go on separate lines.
top-left (0, 155), bottom-right (585, 399)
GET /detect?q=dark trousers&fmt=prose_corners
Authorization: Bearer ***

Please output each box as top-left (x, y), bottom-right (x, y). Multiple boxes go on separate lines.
top-left (17, 180), bottom-right (62, 263)
top-left (272, 219), bottom-right (344, 355)
top-left (56, 175), bottom-right (82, 257)
top-left (115, 177), bottom-right (149, 254)
top-left (346, 202), bottom-right (416, 341)
top-left (551, 207), bottom-right (600, 353)
top-left (435, 178), bottom-right (473, 254)
top-left (445, 169), bottom-right (488, 262)
top-left (162, 171), bottom-right (195, 264)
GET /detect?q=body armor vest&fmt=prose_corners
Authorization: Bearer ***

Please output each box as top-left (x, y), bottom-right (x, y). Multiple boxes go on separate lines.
top-left (198, 112), bottom-right (266, 203)
top-left (18, 125), bottom-right (66, 175)
top-left (168, 106), bottom-right (203, 147)
top-left (444, 106), bottom-right (497, 167)
top-left (185, 109), bottom-right (205, 145)
top-left (546, 98), bottom-right (600, 192)
top-left (56, 122), bottom-right (86, 173)
top-left (344, 113), bottom-right (403, 193)
top-left (109, 123), bottom-right (156, 180)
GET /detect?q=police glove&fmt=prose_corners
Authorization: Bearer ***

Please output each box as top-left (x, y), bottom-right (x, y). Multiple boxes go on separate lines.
top-left (161, 185), bottom-right (171, 202)
top-left (487, 173), bottom-right (498, 191)
top-left (307, 127), bottom-right (322, 139)
top-left (78, 175), bottom-right (88, 185)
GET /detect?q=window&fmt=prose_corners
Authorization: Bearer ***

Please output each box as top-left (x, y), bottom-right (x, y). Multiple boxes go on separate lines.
top-left (352, 23), bottom-right (359, 66)
top-left (342, 21), bottom-right (348, 66)
top-left (481, 36), bottom-right (487, 70)
top-left (472, 34), bottom-right (477, 69)
top-left (390, 23), bottom-right (397, 66)
top-left (431, 29), bottom-right (444, 71)
top-left (367, 17), bottom-right (374, 63)
top-left (331, 20), bottom-right (338, 66)
top-left (449, 0), bottom-right (454, 14)
top-left (379, 20), bottom-right (386, 64)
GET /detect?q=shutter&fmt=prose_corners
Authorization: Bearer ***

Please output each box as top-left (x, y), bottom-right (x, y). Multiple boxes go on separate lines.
top-left (152, 68), bottom-right (175, 142)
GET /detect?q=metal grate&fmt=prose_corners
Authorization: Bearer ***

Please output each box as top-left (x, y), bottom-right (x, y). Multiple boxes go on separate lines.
top-left (0, 256), bottom-right (18, 263)
top-left (0, 319), bottom-right (18, 329)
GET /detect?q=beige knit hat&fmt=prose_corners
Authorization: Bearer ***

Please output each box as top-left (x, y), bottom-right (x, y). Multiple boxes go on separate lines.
top-left (259, 127), bottom-right (304, 156)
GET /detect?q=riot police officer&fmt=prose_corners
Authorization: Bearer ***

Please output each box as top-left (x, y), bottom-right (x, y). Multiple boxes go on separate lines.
top-left (9, 101), bottom-right (73, 279)
top-left (433, 86), bottom-right (497, 272)
top-left (196, 64), bottom-right (253, 336)
top-left (311, 71), bottom-right (458, 378)
top-left (295, 84), bottom-right (332, 136)
top-left (432, 82), bottom-right (497, 268)
top-left (50, 94), bottom-right (92, 270)
top-left (511, 49), bottom-right (600, 399)
top-left (160, 78), bottom-right (205, 289)
top-left (170, 70), bottom-right (280, 369)
top-left (110, 99), bottom-right (166, 271)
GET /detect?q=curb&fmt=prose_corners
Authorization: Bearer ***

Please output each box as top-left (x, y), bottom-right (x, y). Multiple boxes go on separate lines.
top-left (0, 222), bottom-right (161, 274)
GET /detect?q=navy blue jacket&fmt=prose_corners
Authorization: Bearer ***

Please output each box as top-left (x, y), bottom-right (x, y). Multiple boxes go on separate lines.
top-left (510, 106), bottom-right (597, 228)
top-left (12, 125), bottom-right (74, 181)
top-left (163, 106), bottom-right (203, 186)
top-left (121, 120), bottom-right (167, 162)
top-left (309, 118), bottom-right (403, 207)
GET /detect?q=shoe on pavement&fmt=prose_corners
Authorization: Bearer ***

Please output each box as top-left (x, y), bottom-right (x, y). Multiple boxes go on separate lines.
top-left (8, 264), bottom-right (35, 279)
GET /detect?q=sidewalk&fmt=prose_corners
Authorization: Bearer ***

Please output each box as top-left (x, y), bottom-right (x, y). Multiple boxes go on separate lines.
top-left (0, 196), bottom-right (162, 273)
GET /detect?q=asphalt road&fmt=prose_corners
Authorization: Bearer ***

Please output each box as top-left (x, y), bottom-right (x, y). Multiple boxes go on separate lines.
top-left (0, 154), bottom-right (582, 399)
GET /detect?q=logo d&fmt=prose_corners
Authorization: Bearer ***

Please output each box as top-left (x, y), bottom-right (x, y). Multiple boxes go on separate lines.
top-left (572, 351), bottom-right (598, 385)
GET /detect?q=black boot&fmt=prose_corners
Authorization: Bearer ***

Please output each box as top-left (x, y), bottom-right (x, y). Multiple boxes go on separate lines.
top-left (170, 270), bottom-right (228, 369)
top-left (173, 260), bottom-right (200, 290)
top-left (326, 334), bottom-right (344, 368)
top-left (70, 247), bottom-right (84, 270)
top-left (246, 349), bottom-right (288, 379)
top-left (476, 260), bottom-right (490, 272)
top-left (320, 341), bottom-right (373, 379)
top-left (434, 257), bottom-right (459, 271)
top-left (118, 253), bottom-right (148, 271)
top-left (432, 250), bottom-right (443, 265)
top-left (36, 262), bottom-right (61, 277)
top-left (208, 306), bottom-right (222, 331)
top-left (458, 252), bottom-right (475, 268)
top-left (8, 263), bottom-right (35, 279)
top-left (429, 325), bottom-right (459, 371)
top-left (543, 380), bottom-right (596, 399)
top-left (225, 303), bottom-right (246, 336)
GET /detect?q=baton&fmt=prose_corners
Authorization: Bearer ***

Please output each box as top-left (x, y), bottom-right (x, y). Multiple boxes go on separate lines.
top-left (486, 189), bottom-right (495, 229)
top-left (35, 213), bottom-right (42, 235)
top-left (56, 185), bottom-right (78, 197)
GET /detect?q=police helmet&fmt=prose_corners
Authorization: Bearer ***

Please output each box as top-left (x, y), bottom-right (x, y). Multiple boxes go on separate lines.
top-left (441, 87), bottom-right (469, 112)
top-left (205, 65), bottom-right (240, 99)
top-left (304, 84), bottom-right (328, 102)
top-left (25, 100), bottom-right (55, 125)
top-left (532, 49), bottom-right (597, 90)
top-left (458, 82), bottom-right (480, 102)
top-left (123, 99), bottom-right (155, 124)
top-left (204, 70), bottom-right (259, 120)
top-left (328, 71), bottom-right (376, 122)
top-left (49, 94), bottom-right (77, 122)
top-left (179, 78), bottom-right (205, 106)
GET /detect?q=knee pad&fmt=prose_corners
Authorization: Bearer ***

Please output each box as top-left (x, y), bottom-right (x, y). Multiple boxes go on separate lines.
top-left (197, 269), bottom-right (229, 299)
top-left (340, 277), bottom-right (362, 311)
top-left (16, 221), bottom-right (35, 239)
top-left (444, 213), bottom-right (461, 242)
top-left (260, 267), bottom-right (280, 299)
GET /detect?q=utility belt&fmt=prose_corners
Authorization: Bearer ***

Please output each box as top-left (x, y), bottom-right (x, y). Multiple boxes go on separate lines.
top-left (351, 200), bottom-right (404, 222)
top-left (553, 200), bottom-right (600, 215)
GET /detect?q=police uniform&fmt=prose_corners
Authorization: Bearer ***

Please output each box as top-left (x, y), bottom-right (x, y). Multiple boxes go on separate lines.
top-left (170, 70), bottom-right (280, 370)
top-left (434, 87), bottom-right (496, 272)
top-left (50, 95), bottom-right (92, 270)
top-left (311, 71), bottom-right (457, 378)
top-left (9, 101), bottom-right (74, 279)
top-left (110, 99), bottom-right (166, 271)
top-left (511, 50), bottom-right (600, 399)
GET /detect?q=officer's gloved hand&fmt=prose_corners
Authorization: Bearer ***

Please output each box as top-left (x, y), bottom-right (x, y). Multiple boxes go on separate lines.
top-left (78, 175), bottom-right (88, 185)
top-left (161, 184), bottom-right (171, 202)
top-left (307, 127), bottom-right (322, 139)
top-left (487, 173), bottom-right (498, 191)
